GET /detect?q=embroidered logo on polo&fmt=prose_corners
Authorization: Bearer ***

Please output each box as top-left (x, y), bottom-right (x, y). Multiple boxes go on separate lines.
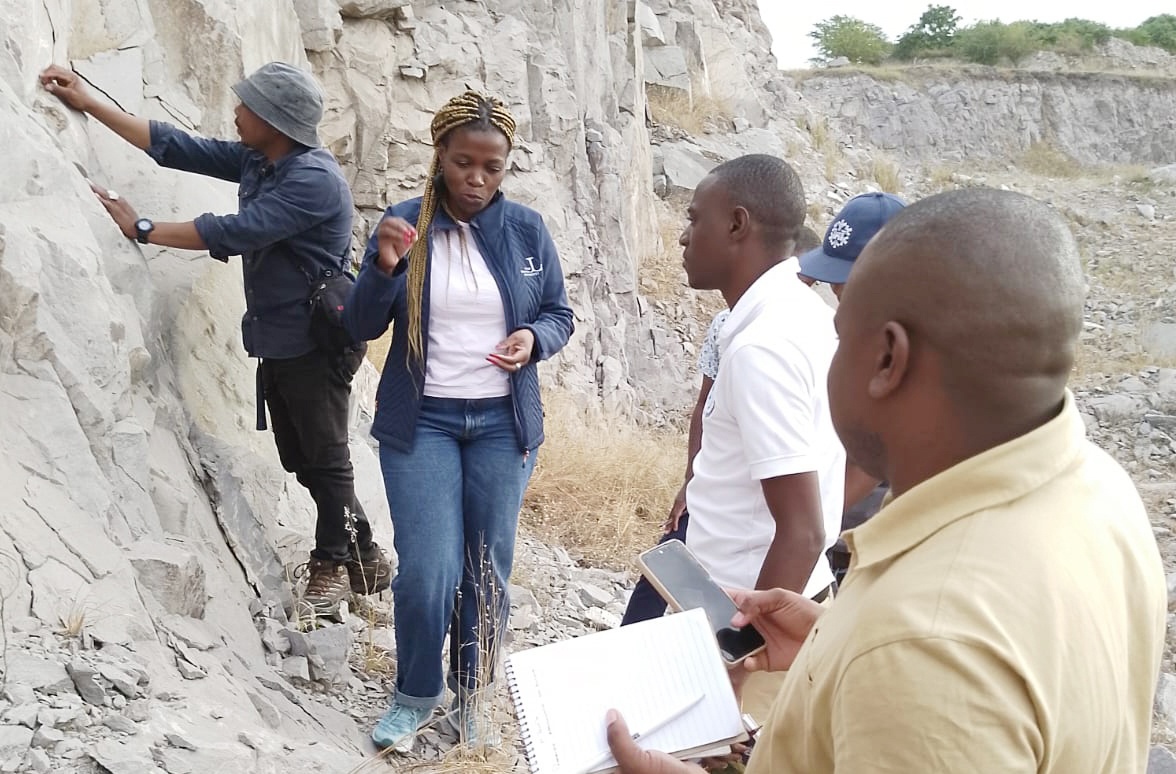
top-left (828, 220), bottom-right (852, 249)
top-left (522, 256), bottom-right (543, 277)
top-left (703, 391), bottom-right (716, 417)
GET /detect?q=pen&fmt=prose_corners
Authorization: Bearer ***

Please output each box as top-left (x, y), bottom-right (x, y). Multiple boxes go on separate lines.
top-left (576, 692), bottom-right (706, 774)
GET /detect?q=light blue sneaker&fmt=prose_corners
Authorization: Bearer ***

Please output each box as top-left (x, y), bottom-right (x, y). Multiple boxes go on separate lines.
top-left (371, 701), bottom-right (432, 752)
top-left (444, 696), bottom-right (502, 748)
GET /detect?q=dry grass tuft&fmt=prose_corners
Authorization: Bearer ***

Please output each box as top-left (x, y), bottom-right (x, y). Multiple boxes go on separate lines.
top-left (639, 197), bottom-right (690, 301)
top-left (926, 164), bottom-right (957, 189)
top-left (523, 393), bottom-right (685, 572)
top-left (870, 157), bottom-right (902, 193)
top-left (1019, 142), bottom-right (1083, 178)
top-left (647, 84), bottom-right (733, 135)
top-left (808, 117), bottom-right (835, 155)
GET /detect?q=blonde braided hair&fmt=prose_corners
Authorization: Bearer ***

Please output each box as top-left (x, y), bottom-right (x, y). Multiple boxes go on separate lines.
top-left (404, 91), bottom-right (517, 365)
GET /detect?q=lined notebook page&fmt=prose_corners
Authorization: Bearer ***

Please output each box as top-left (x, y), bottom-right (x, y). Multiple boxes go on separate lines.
top-left (506, 607), bottom-right (744, 774)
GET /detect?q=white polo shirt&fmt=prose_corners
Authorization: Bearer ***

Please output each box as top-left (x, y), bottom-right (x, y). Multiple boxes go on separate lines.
top-left (686, 258), bottom-right (845, 598)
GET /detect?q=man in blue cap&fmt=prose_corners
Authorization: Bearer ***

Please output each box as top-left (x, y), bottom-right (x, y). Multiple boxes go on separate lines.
top-left (800, 192), bottom-right (906, 583)
top-left (799, 192), bottom-right (906, 300)
top-left (40, 61), bottom-right (391, 620)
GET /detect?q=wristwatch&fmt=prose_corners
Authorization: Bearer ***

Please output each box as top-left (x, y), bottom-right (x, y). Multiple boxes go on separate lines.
top-left (134, 218), bottom-right (154, 245)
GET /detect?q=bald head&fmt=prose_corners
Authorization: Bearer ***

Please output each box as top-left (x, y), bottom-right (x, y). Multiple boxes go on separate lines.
top-left (828, 189), bottom-right (1085, 488)
top-left (854, 188), bottom-right (1082, 403)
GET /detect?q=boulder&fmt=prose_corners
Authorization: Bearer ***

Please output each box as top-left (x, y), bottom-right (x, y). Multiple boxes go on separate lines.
top-left (126, 541), bottom-right (208, 619)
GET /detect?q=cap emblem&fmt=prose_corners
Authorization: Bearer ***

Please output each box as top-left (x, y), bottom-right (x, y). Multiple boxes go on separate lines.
top-left (828, 220), bottom-right (852, 249)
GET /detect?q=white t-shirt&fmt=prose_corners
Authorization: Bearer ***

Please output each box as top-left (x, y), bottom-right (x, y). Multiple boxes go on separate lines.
top-left (686, 258), bottom-right (846, 597)
top-left (423, 222), bottom-right (510, 399)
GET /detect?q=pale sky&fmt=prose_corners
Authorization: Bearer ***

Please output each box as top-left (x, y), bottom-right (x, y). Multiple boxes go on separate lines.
top-left (758, 0), bottom-right (1174, 68)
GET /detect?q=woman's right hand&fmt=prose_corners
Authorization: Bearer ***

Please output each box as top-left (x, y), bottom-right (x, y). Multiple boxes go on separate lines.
top-left (375, 216), bottom-right (417, 274)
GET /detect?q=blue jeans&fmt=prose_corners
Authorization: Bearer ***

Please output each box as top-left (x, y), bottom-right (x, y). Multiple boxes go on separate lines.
top-left (379, 396), bottom-right (536, 708)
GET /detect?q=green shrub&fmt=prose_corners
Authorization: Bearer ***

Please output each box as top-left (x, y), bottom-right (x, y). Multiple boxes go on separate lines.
top-left (809, 15), bottom-right (893, 65)
top-left (1134, 14), bottom-right (1176, 53)
top-left (955, 20), bottom-right (1035, 65)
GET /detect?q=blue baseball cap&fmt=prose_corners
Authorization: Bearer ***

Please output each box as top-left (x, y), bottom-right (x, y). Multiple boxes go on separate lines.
top-left (800, 192), bottom-right (906, 285)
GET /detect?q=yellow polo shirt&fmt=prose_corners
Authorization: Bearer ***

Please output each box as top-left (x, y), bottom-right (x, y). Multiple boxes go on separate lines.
top-left (747, 394), bottom-right (1165, 774)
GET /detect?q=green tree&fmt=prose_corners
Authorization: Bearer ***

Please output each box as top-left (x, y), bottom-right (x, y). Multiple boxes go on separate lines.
top-left (895, 5), bottom-right (961, 59)
top-left (1135, 14), bottom-right (1176, 53)
top-left (809, 15), bottom-right (892, 65)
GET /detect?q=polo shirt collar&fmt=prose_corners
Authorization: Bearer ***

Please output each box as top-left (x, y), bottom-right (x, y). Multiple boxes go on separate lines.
top-left (845, 391), bottom-right (1086, 570)
top-left (719, 257), bottom-right (800, 351)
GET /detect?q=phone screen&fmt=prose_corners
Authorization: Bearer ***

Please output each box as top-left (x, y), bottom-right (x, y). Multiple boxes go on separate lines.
top-left (639, 540), bottom-right (766, 664)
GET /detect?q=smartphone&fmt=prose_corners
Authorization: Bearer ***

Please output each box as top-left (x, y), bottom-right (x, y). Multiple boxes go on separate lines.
top-left (637, 539), bottom-right (766, 665)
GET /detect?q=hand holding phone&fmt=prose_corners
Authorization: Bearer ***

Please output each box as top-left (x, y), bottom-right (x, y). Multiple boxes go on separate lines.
top-left (637, 540), bottom-right (766, 665)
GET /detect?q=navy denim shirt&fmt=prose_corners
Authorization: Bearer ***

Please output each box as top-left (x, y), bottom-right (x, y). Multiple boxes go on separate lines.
top-left (145, 121), bottom-right (354, 359)
top-left (344, 193), bottom-right (574, 453)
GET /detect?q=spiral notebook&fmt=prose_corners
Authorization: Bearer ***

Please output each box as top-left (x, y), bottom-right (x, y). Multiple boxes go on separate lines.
top-left (505, 607), bottom-right (746, 774)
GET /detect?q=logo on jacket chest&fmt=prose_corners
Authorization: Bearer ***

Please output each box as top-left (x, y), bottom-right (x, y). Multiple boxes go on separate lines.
top-left (522, 256), bottom-right (543, 277)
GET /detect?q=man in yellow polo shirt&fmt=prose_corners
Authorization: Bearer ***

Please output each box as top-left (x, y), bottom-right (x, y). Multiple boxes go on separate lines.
top-left (603, 188), bottom-right (1166, 773)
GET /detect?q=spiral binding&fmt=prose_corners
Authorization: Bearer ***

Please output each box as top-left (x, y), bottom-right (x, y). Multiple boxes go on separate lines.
top-left (505, 659), bottom-right (541, 773)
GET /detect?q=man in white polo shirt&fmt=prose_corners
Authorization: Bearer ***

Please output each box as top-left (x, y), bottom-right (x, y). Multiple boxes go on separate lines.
top-left (676, 155), bottom-right (844, 720)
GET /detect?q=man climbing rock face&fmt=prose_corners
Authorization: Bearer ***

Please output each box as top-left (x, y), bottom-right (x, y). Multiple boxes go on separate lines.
top-left (39, 61), bottom-right (392, 619)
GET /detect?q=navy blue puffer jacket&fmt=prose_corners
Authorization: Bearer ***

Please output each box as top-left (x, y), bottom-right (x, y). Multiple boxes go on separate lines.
top-left (343, 192), bottom-right (574, 452)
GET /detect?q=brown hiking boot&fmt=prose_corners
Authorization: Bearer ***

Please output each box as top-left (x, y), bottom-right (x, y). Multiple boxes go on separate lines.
top-left (294, 557), bottom-right (349, 622)
top-left (346, 543), bottom-right (392, 595)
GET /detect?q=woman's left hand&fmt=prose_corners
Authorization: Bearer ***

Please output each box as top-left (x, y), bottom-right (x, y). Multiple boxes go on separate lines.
top-left (487, 329), bottom-right (535, 373)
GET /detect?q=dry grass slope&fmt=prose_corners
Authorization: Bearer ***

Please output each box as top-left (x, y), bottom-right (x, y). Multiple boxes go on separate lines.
top-left (522, 393), bottom-right (685, 571)
top-left (647, 84), bottom-right (734, 135)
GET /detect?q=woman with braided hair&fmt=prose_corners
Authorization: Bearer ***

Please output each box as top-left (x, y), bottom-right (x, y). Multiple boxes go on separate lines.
top-left (345, 92), bottom-right (574, 751)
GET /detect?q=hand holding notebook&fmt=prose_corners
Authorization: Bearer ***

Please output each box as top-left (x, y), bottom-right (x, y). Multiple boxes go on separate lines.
top-left (505, 607), bottom-right (746, 774)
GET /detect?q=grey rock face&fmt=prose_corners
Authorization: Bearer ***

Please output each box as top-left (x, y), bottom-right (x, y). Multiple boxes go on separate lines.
top-left (797, 68), bottom-right (1176, 165)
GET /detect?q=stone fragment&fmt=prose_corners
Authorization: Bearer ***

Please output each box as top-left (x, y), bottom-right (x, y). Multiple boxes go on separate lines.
top-left (293, 0), bottom-right (342, 51)
top-left (281, 625), bottom-right (352, 683)
top-left (24, 748), bottom-right (51, 774)
top-left (88, 738), bottom-right (163, 774)
top-left (164, 733), bottom-right (196, 751)
top-left (67, 662), bottom-right (107, 705)
top-left (577, 583), bottom-right (613, 609)
top-left (126, 541), bottom-right (207, 618)
top-left (660, 144), bottom-right (714, 195)
top-left (281, 656), bottom-right (310, 682)
top-left (99, 665), bottom-right (140, 698)
top-left (31, 725), bottom-right (63, 748)
top-left (583, 608), bottom-right (621, 631)
top-left (245, 690), bottom-right (281, 729)
top-left (159, 616), bottom-right (217, 651)
top-left (259, 618), bottom-right (290, 654)
top-left (175, 661), bottom-right (206, 681)
top-left (0, 726), bottom-right (33, 761)
top-left (152, 747), bottom-right (194, 774)
top-left (3, 653), bottom-right (72, 696)
top-left (2, 704), bottom-right (38, 729)
top-left (103, 714), bottom-right (140, 734)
